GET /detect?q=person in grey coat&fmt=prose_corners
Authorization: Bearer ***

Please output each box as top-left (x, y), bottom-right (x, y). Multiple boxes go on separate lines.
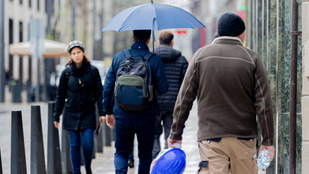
top-left (151, 30), bottom-right (188, 159)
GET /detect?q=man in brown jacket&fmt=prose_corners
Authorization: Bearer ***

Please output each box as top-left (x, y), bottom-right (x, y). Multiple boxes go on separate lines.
top-left (168, 13), bottom-right (275, 174)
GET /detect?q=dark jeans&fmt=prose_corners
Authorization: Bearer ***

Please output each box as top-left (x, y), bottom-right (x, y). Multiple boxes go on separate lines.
top-left (114, 118), bottom-right (156, 174)
top-left (68, 128), bottom-right (94, 174)
top-left (152, 111), bottom-right (173, 159)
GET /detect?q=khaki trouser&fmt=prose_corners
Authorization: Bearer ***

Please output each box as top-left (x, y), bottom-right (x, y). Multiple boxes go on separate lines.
top-left (197, 137), bottom-right (258, 174)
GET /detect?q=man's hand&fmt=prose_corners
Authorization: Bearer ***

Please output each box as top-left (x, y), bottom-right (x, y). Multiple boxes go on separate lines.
top-left (106, 114), bottom-right (115, 130)
top-left (167, 138), bottom-right (182, 148)
top-left (54, 121), bottom-right (59, 129)
top-left (259, 145), bottom-right (275, 161)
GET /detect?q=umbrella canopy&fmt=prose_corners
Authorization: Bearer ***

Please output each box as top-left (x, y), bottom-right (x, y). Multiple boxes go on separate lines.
top-left (101, 2), bottom-right (205, 32)
top-left (9, 39), bottom-right (68, 57)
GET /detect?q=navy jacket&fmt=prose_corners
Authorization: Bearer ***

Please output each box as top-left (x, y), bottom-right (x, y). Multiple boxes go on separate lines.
top-left (103, 42), bottom-right (168, 119)
top-left (54, 61), bottom-right (104, 130)
top-left (152, 46), bottom-right (188, 111)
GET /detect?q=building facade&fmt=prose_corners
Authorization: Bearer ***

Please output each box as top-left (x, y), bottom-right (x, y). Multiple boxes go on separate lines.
top-left (4, 0), bottom-right (47, 93)
top-left (247, 0), bottom-right (302, 173)
top-left (2, 0), bottom-right (104, 102)
top-left (302, 0), bottom-right (309, 173)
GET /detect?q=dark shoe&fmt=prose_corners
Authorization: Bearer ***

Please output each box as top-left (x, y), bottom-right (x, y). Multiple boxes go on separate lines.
top-left (86, 170), bottom-right (92, 174)
top-left (128, 158), bottom-right (134, 168)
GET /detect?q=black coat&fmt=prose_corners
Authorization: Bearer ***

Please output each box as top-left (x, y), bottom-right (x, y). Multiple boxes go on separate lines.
top-left (153, 46), bottom-right (188, 111)
top-left (54, 61), bottom-right (104, 130)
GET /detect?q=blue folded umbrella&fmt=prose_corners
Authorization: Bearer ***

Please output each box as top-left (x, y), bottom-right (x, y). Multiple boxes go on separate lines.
top-left (101, 2), bottom-right (205, 32)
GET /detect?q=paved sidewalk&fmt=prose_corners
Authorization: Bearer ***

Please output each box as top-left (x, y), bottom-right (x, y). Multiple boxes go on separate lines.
top-left (0, 101), bottom-right (200, 174)
top-left (89, 101), bottom-right (200, 174)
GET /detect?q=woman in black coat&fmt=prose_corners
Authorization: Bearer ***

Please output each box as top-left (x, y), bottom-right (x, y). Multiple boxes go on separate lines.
top-left (53, 41), bottom-right (105, 174)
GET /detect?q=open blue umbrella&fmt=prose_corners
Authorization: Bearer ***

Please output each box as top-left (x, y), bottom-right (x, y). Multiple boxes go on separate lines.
top-left (101, 1), bottom-right (205, 32)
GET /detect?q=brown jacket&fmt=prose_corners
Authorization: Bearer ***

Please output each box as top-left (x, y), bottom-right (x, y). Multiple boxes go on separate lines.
top-left (169, 37), bottom-right (274, 146)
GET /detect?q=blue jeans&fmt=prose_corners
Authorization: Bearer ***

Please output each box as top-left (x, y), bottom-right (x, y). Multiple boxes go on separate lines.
top-left (114, 118), bottom-right (156, 174)
top-left (68, 128), bottom-right (94, 174)
top-left (152, 111), bottom-right (173, 159)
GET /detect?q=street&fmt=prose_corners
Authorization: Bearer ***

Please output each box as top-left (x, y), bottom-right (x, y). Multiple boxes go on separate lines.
top-left (0, 101), bottom-right (200, 174)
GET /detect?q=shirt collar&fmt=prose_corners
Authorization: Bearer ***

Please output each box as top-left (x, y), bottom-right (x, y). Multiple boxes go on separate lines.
top-left (211, 36), bottom-right (243, 46)
top-left (131, 42), bottom-right (149, 51)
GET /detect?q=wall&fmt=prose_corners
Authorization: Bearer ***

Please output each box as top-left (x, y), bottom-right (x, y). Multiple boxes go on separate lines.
top-left (302, 1), bottom-right (309, 173)
top-left (247, 0), bottom-right (303, 173)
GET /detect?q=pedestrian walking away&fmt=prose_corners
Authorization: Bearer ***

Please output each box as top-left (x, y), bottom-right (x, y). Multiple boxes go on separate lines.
top-left (168, 12), bottom-right (275, 174)
top-left (103, 30), bottom-right (168, 174)
top-left (150, 30), bottom-right (188, 159)
top-left (53, 40), bottom-right (106, 174)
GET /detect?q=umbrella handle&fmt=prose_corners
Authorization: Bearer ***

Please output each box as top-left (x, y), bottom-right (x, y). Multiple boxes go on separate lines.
top-left (152, 31), bottom-right (155, 53)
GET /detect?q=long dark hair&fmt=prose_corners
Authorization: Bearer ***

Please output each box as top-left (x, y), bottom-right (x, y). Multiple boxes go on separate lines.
top-left (66, 55), bottom-right (91, 66)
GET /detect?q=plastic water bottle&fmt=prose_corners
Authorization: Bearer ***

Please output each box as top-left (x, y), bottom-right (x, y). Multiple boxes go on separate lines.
top-left (257, 149), bottom-right (271, 170)
top-left (173, 143), bottom-right (182, 148)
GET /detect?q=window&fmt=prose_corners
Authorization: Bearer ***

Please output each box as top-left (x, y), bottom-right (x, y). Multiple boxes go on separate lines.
top-left (8, 19), bottom-right (13, 78)
top-left (19, 21), bottom-right (23, 42)
top-left (45, 0), bottom-right (54, 14)
top-left (19, 21), bottom-right (24, 86)
top-left (37, 0), bottom-right (40, 11)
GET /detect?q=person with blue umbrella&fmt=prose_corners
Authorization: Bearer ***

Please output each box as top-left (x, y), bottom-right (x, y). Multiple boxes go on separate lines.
top-left (102, 30), bottom-right (168, 173)
top-left (101, 2), bottom-right (204, 173)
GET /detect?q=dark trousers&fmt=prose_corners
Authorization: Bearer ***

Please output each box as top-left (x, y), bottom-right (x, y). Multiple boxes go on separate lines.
top-left (68, 128), bottom-right (94, 174)
top-left (152, 111), bottom-right (173, 159)
top-left (114, 118), bottom-right (156, 174)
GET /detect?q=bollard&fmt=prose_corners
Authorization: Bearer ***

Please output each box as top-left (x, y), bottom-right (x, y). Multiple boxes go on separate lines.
top-left (96, 131), bottom-right (103, 153)
top-left (95, 108), bottom-right (103, 153)
top-left (30, 106), bottom-right (46, 174)
top-left (11, 111), bottom-right (27, 174)
top-left (61, 128), bottom-right (72, 173)
top-left (0, 149), bottom-right (2, 174)
top-left (112, 129), bottom-right (115, 141)
top-left (47, 102), bottom-right (62, 174)
top-left (11, 80), bottom-right (22, 103)
top-left (103, 123), bottom-right (112, 146)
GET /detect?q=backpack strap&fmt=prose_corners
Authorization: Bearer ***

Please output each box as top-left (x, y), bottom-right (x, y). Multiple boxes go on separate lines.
top-left (65, 65), bottom-right (72, 79)
top-left (63, 65), bottom-right (72, 88)
top-left (123, 49), bottom-right (132, 59)
top-left (143, 52), bottom-right (155, 61)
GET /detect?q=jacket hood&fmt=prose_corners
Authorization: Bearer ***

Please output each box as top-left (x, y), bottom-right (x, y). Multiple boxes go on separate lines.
top-left (153, 46), bottom-right (181, 62)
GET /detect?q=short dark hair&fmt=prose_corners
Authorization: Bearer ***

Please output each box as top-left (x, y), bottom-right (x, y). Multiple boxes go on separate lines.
top-left (133, 30), bottom-right (151, 43)
top-left (159, 30), bottom-right (174, 45)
